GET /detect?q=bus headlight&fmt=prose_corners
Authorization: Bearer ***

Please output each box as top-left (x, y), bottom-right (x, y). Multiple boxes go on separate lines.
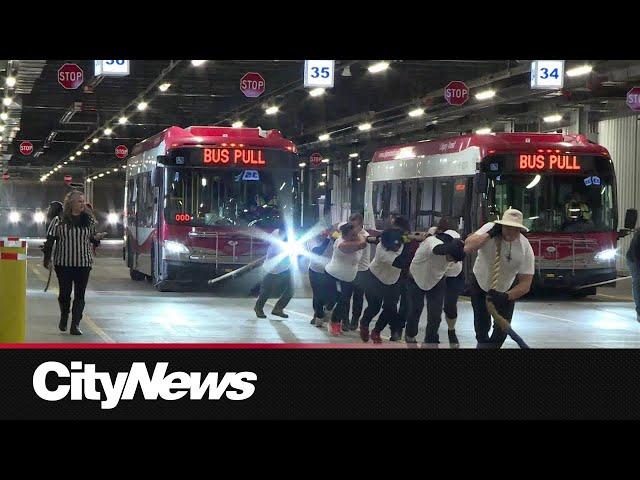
top-left (595, 249), bottom-right (616, 262)
top-left (163, 240), bottom-right (190, 259)
top-left (9, 211), bottom-right (20, 223)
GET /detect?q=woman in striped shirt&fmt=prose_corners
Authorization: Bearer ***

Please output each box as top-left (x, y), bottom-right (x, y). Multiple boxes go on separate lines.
top-left (43, 191), bottom-right (104, 335)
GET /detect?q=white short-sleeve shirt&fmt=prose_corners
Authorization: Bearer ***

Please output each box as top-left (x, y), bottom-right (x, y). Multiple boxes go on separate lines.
top-left (369, 244), bottom-right (403, 285)
top-left (409, 236), bottom-right (455, 291)
top-left (325, 237), bottom-right (363, 283)
top-left (472, 222), bottom-right (535, 292)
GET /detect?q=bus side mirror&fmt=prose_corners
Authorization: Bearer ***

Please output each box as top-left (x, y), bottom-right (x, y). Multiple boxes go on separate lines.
top-left (624, 208), bottom-right (637, 230)
top-left (151, 167), bottom-right (162, 188)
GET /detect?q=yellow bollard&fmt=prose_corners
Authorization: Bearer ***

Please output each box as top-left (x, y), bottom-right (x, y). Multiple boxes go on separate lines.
top-left (0, 237), bottom-right (27, 342)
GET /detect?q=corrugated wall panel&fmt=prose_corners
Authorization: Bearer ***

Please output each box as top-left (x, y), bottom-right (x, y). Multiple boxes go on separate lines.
top-left (597, 114), bottom-right (640, 273)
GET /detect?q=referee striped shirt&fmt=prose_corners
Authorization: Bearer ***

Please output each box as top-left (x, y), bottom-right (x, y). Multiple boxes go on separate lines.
top-left (46, 215), bottom-right (97, 267)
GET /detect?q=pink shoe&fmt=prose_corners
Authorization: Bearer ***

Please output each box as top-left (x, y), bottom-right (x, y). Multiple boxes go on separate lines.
top-left (329, 322), bottom-right (343, 336)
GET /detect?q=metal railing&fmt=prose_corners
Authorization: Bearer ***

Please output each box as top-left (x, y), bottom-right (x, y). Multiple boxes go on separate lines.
top-left (528, 236), bottom-right (602, 275)
top-left (186, 230), bottom-right (269, 270)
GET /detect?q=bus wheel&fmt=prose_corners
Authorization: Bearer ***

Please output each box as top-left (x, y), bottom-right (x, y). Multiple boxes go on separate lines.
top-left (155, 280), bottom-right (174, 292)
top-left (130, 268), bottom-right (146, 281)
top-left (571, 287), bottom-right (596, 298)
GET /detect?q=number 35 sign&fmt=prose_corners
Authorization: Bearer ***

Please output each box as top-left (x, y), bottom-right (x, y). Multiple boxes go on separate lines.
top-left (304, 60), bottom-right (335, 89)
top-left (531, 60), bottom-right (565, 90)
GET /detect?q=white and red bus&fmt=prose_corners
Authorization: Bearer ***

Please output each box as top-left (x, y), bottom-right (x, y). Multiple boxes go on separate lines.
top-left (124, 125), bottom-right (300, 291)
top-left (364, 132), bottom-right (636, 295)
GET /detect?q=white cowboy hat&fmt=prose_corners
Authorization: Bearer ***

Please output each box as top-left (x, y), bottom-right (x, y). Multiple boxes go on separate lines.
top-left (494, 208), bottom-right (529, 232)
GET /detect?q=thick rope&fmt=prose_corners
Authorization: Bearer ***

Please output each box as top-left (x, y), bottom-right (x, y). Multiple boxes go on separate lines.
top-left (486, 239), bottom-right (511, 332)
top-left (485, 237), bottom-right (530, 348)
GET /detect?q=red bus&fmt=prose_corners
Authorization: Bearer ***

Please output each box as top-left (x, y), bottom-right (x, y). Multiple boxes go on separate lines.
top-left (364, 132), bottom-right (636, 295)
top-left (124, 125), bottom-right (301, 291)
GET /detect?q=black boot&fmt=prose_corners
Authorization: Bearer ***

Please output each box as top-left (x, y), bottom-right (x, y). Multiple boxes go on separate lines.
top-left (69, 319), bottom-right (83, 335)
top-left (58, 314), bottom-right (69, 332)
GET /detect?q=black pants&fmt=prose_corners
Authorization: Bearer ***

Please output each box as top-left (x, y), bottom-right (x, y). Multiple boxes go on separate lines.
top-left (309, 269), bottom-right (330, 319)
top-left (392, 274), bottom-right (410, 334)
top-left (444, 273), bottom-right (465, 321)
top-left (405, 277), bottom-right (446, 342)
top-left (469, 274), bottom-right (515, 348)
top-left (350, 271), bottom-right (366, 322)
top-left (255, 270), bottom-right (293, 311)
top-left (55, 266), bottom-right (92, 325)
top-left (326, 273), bottom-right (354, 324)
top-left (360, 270), bottom-right (400, 332)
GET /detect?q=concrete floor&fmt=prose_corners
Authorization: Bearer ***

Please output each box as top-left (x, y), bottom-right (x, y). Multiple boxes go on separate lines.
top-left (21, 239), bottom-right (640, 347)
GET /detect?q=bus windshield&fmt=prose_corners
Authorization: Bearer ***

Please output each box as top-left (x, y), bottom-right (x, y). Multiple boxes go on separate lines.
top-left (488, 172), bottom-right (615, 233)
top-left (164, 167), bottom-right (299, 228)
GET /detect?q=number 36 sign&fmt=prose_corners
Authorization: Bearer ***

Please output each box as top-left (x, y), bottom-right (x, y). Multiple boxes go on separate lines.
top-left (531, 60), bottom-right (565, 90)
top-left (304, 60), bottom-right (335, 89)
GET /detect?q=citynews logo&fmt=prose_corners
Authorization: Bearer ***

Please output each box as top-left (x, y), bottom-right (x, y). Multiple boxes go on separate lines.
top-left (33, 362), bottom-right (257, 410)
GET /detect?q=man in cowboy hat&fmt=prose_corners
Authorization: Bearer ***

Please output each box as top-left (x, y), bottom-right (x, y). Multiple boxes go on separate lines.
top-left (463, 208), bottom-right (535, 348)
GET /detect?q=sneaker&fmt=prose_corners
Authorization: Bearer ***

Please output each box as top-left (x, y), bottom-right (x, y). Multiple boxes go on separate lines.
top-left (254, 306), bottom-right (267, 319)
top-left (359, 324), bottom-right (370, 342)
top-left (329, 322), bottom-right (343, 336)
top-left (310, 317), bottom-right (317, 325)
top-left (371, 330), bottom-right (382, 344)
top-left (349, 318), bottom-right (359, 331)
top-left (405, 335), bottom-right (417, 344)
top-left (271, 309), bottom-right (289, 318)
top-left (341, 319), bottom-right (351, 332)
top-left (389, 330), bottom-right (402, 342)
top-left (448, 329), bottom-right (460, 348)
top-left (315, 317), bottom-right (325, 328)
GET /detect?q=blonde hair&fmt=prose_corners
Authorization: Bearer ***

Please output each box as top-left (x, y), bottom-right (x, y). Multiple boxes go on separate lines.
top-left (61, 190), bottom-right (94, 225)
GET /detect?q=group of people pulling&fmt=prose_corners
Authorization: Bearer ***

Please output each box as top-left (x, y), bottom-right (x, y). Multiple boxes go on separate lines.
top-left (257, 208), bottom-right (535, 349)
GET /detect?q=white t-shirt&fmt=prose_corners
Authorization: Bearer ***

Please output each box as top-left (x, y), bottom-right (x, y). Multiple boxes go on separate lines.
top-left (369, 244), bottom-right (404, 286)
top-left (445, 261), bottom-right (462, 278)
top-left (410, 236), bottom-right (458, 291)
top-left (262, 237), bottom-right (289, 275)
top-left (306, 237), bottom-right (333, 273)
top-left (472, 222), bottom-right (535, 292)
top-left (325, 237), bottom-right (363, 282)
top-left (357, 229), bottom-right (370, 271)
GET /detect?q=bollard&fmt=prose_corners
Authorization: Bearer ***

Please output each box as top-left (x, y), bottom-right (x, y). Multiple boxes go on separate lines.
top-left (0, 237), bottom-right (27, 342)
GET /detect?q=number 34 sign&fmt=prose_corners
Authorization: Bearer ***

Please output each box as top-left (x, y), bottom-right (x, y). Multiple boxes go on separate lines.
top-left (531, 60), bottom-right (565, 90)
top-left (304, 60), bottom-right (335, 89)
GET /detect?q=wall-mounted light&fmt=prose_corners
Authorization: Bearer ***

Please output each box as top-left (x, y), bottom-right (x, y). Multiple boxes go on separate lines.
top-left (368, 61), bottom-right (389, 73)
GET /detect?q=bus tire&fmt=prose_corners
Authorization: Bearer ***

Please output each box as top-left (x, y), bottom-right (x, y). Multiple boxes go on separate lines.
top-left (130, 268), bottom-right (146, 281)
top-left (571, 287), bottom-right (596, 298)
top-left (155, 280), bottom-right (174, 292)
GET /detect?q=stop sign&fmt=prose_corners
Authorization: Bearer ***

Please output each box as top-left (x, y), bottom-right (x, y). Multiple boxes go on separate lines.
top-left (58, 63), bottom-right (84, 90)
top-left (444, 81), bottom-right (469, 106)
top-left (19, 141), bottom-right (33, 155)
top-left (310, 153), bottom-right (323, 166)
top-left (115, 145), bottom-right (128, 159)
top-left (627, 87), bottom-right (640, 111)
top-left (240, 72), bottom-right (266, 98)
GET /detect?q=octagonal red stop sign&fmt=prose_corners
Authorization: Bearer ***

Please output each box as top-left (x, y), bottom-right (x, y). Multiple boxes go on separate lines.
top-left (240, 72), bottom-right (265, 98)
top-left (19, 141), bottom-right (33, 155)
top-left (444, 81), bottom-right (469, 106)
top-left (115, 145), bottom-right (128, 159)
top-left (627, 87), bottom-right (640, 111)
top-left (58, 63), bottom-right (84, 90)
